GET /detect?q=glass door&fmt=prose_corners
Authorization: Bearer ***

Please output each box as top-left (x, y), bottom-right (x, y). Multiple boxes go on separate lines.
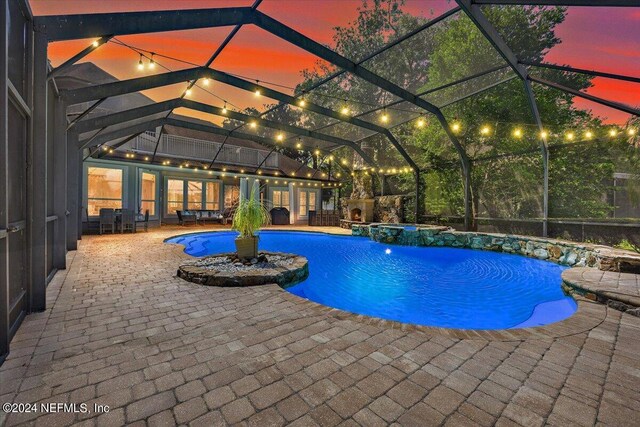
top-left (298, 189), bottom-right (317, 219)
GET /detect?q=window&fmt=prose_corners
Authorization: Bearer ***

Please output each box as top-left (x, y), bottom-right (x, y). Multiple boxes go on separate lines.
top-left (187, 181), bottom-right (202, 210)
top-left (206, 182), bottom-right (220, 210)
top-left (166, 179), bottom-right (184, 215)
top-left (87, 167), bottom-right (123, 216)
top-left (140, 172), bottom-right (156, 216)
top-left (272, 189), bottom-right (290, 210)
top-left (224, 185), bottom-right (240, 208)
top-left (298, 190), bottom-right (316, 217)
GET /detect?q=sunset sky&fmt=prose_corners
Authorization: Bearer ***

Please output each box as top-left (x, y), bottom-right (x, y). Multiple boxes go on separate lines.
top-left (30, 0), bottom-right (639, 125)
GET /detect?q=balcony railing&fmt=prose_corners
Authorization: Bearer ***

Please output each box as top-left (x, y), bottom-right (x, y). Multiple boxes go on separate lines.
top-left (121, 131), bottom-right (279, 169)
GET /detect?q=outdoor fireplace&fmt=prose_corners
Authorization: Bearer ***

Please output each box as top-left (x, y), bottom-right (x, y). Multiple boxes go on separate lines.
top-left (346, 199), bottom-right (374, 222)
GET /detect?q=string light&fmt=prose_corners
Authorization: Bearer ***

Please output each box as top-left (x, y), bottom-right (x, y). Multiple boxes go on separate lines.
top-left (148, 53), bottom-right (156, 69)
top-left (314, 149), bottom-right (320, 155)
top-left (222, 102), bottom-right (228, 114)
top-left (298, 99), bottom-right (306, 108)
top-left (203, 78), bottom-right (210, 86)
top-left (585, 130), bottom-right (593, 139)
top-left (250, 121), bottom-right (257, 129)
top-left (416, 117), bottom-right (426, 128)
top-left (137, 54), bottom-right (144, 71)
top-left (92, 40), bottom-right (100, 47)
top-left (341, 159), bottom-right (348, 165)
top-left (185, 88), bottom-right (192, 97)
top-left (276, 133), bottom-right (284, 142)
top-left (296, 142), bottom-right (302, 149)
top-left (513, 128), bottom-right (523, 138)
top-left (480, 126), bottom-right (490, 135)
top-left (540, 130), bottom-right (548, 139)
top-left (609, 129), bottom-right (617, 137)
top-left (629, 128), bottom-right (637, 136)
top-left (451, 122), bottom-right (460, 132)
top-left (340, 103), bottom-right (350, 115)
top-left (144, 156), bottom-right (149, 161)
top-left (380, 110), bottom-right (389, 124)
top-left (565, 132), bottom-right (575, 141)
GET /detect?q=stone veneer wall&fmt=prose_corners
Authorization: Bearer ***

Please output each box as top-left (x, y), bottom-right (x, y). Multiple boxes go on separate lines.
top-left (351, 224), bottom-right (640, 272)
top-left (373, 196), bottom-right (405, 223)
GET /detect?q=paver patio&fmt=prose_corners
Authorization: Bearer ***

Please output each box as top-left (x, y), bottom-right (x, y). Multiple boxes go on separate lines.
top-left (0, 226), bottom-right (639, 426)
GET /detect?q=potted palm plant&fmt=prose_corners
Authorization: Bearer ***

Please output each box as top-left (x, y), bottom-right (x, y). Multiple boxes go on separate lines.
top-left (232, 188), bottom-right (271, 259)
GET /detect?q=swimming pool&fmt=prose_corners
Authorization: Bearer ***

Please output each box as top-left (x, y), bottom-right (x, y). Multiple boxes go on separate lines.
top-left (167, 231), bottom-right (576, 330)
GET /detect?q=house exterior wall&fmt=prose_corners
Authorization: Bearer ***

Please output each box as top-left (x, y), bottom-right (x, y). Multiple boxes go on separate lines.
top-left (82, 158), bottom-right (322, 227)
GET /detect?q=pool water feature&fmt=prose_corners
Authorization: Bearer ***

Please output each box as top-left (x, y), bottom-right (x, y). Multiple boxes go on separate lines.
top-left (167, 231), bottom-right (576, 330)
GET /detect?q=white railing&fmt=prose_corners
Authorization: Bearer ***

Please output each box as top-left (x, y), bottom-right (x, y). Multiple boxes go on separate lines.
top-left (121, 131), bottom-right (279, 169)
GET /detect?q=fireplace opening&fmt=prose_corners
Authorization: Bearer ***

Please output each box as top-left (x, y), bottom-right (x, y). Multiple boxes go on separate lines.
top-left (350, 208), bottom-right (362, 222)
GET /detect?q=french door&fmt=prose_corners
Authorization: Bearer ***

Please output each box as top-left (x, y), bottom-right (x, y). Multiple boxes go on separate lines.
top-left (298, 189), bottom-right (317, 219)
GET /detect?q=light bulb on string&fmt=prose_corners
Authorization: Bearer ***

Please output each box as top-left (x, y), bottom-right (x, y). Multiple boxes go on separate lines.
top-left (609, 128), bottom-right (618, 137)
top-left (203, 78), bottom-right (210, 86)
top-left (540, 130), bottom-right (548, 139)
top-left (148, 53), bottom-right (156, 69)
top-left (298, 99), bottom-right (306, 108)
top-left (628, 128), bottom-right (637, 136)
top-left (585, 130), bottom-right (593, 139)
top-left (480, 125), bottom-right (490, 136)
top-left (340, 102), bottom-right (350, 116)
top-left (451, 122), bottom-right (460, 132)
top-left (565, 132), bottom-right (575, 141)
top-left (416, 117), bottom-right (426, 128)
top-left (276, 133), bottom-right (284, 142)
top-left (222, 102), bottom-right (228, 114)
top-left (513, 128), bottom-right (522, 138)
top-left (92, 40), bottom-right (100, 48)
top-left (380, 109), bottom-right (389, 124)
top-left (137, 54), bottom-right (144, 71)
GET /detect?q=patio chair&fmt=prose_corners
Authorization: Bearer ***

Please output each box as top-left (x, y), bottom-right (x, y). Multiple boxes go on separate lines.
top-left (135, 209), bottom-right (150, 232)
top-left (120, 209), bottom-right (136, 233)
top-left (99, 208), bottom-right (115, 234)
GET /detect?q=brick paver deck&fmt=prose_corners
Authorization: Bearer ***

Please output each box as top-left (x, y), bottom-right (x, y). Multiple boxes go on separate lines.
top-left (1, 226), bottom-right (639, 426)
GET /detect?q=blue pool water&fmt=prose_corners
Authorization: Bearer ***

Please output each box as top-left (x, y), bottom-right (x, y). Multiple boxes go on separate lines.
top-left (166, 231), bottom-right (576, 330)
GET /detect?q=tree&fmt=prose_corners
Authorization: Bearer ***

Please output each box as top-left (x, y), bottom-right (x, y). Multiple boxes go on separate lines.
top-left (296, 1), bottom-right (639, 228)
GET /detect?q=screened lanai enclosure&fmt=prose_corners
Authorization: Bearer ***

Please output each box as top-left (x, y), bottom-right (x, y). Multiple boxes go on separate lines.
top-left (0, 0), bottom-right (638, 360)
